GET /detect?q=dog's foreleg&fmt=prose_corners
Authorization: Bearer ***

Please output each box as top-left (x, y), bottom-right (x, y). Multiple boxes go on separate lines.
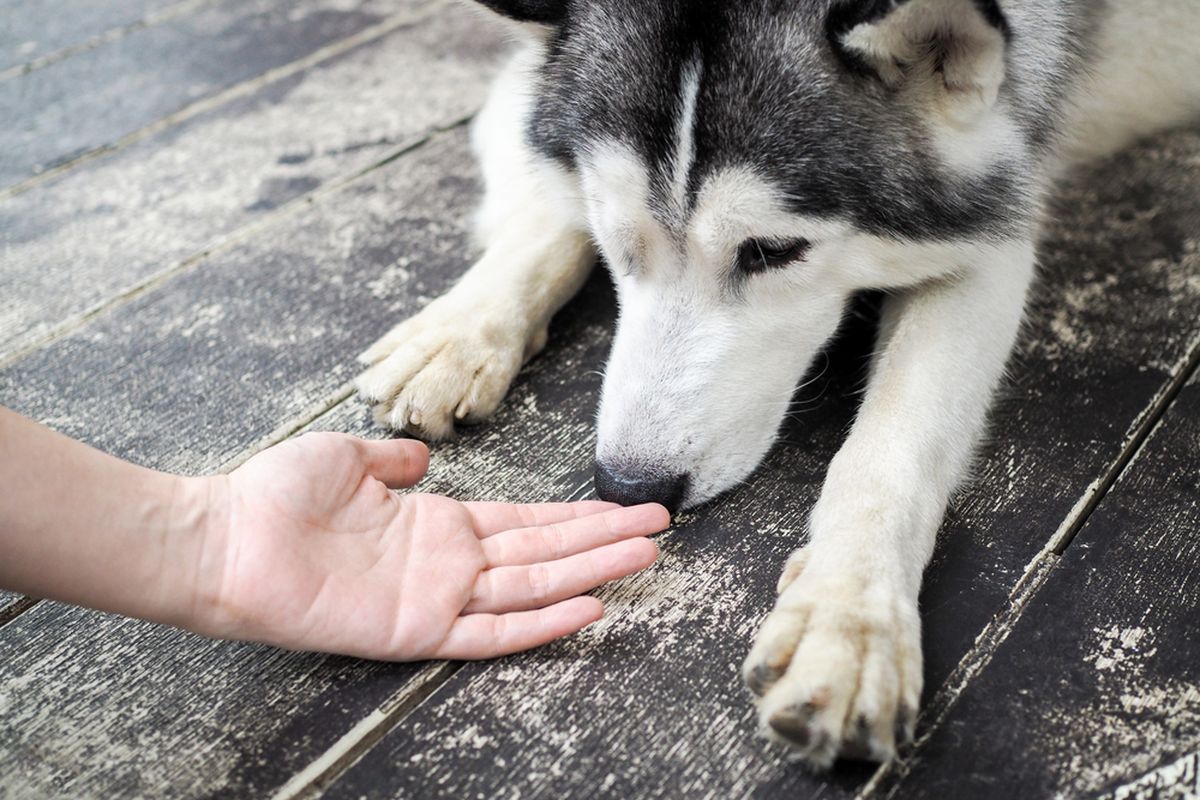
top-left (742, 239), bottom-right (1036, 767)
top-left (356, 47), bottom-right (594, 439)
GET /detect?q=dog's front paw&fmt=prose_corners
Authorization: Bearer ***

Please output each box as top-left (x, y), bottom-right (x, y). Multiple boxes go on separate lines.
top-left (355, 296), bottom-right (545, 440)
top-left (742, 555), bottom-right (922, 769)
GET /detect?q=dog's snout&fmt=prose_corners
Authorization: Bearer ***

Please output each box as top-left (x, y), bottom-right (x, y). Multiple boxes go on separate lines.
top-left (594, 462), bottom-right (688, 512)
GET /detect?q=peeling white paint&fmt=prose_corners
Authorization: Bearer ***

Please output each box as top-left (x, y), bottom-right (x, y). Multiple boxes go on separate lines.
top-left (1085, 625), bottom-right (1158, 673)
top-left (1101, 749), bottom-right (1200, 800)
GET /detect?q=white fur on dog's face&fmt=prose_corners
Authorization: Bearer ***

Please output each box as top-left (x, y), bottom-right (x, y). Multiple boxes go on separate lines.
top-left (583, 142), bottom-right (852, 507)
top-left (580, 136), bottom-right (1007, 507)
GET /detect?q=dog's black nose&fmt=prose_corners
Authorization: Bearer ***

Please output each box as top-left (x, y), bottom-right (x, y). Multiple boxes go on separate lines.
top-left (594, 462), bottom-right (688, 512)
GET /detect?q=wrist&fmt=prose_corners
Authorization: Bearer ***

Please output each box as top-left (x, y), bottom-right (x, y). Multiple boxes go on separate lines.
top-left (158, 473), bottom-right (231, 635)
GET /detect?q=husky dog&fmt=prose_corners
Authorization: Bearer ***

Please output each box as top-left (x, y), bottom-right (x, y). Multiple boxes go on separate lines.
top-left (356, 0), bottom-right (1200, 767)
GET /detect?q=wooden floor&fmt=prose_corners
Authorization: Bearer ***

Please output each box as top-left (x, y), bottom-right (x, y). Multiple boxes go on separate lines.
top-left (2, 2), bottom-right (1198, 798)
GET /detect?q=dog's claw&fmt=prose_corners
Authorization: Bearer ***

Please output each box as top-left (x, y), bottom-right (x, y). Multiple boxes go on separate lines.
top-left (895, 705), bottom-right (916, 746)
top-left (775, 546), bottom-right (811, 594)
top-left (745, 550), bottom-right (922, 768)
top-left (746, 662), bottom-right (784, 697)
top-left (840, 714), bottom-right (875, 761)
top-left (768, 703), bottom-right (815, 746)
top-left (354, 299), bottom-right (531, 441)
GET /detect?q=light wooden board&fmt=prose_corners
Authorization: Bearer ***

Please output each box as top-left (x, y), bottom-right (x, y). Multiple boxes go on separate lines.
top-left (0, 0), bottom-right (507, 360)
top-left (0, 126), bottom-right (491, 800)
top-left (317, 129), bottom-right (1200, 799)
top-left (0, 0), bottom-right (427, 189)
top-left (0, 126), bottom-right (485, 469)
top-left (877, 370), bottom-right (1200, 799)
top-left (0, 0), bottom-right (194, 74)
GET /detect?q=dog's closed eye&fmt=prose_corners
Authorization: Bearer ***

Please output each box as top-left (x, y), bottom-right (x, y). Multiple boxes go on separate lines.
top-left (736, 238), bottom-right (812, 274)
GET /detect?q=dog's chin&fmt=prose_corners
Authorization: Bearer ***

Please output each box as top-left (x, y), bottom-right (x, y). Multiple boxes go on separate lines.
top-left (678, 445), bottom-right (775, 511)
top-left (678, 487), bottom-right (726, 513)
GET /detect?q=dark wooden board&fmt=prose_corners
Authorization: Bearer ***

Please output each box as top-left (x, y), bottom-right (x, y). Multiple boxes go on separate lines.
top-left (0, 604), bottom-right (436, 798)
top-left (0, 2), bottom-right (507, 360)
top-left (0, 592), bottom-right (31, 626)
top-left (318, 130), bottom-right (1200, 799)
top-left (0, 129), bottom-right (494, 797)
top-left (0, 0), bottom-right (424, 189)
top-left (0, 0), bottom-right (191, 74)
top-left (877, 371), bottom-right (1200, 800)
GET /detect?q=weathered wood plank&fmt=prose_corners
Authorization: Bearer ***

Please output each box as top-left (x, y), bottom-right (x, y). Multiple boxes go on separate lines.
top-left (0, 0), bottom-right (422, 189)
top-left (0, 127), bottom-right (502, 799)
top-left (0, 604), bottom-right (433, 799)
top-left (0, 33), bottom-right (1195, 798)
top-left (0, 1), bottom-right (506, 361)
top-left (316, 130), bottom-right (1200, 799)
top-left (0, 592), bottom-right (30, 625)
top-left (0, 125), bottom-right (489, 468)
top-left (0, 0), bottom-right (204, 76)
top-left (877, 370), bottom-right (1200, 800)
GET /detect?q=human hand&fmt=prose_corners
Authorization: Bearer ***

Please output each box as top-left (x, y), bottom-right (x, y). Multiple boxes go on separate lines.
top-left (191, 432), bottom-right (668, 660)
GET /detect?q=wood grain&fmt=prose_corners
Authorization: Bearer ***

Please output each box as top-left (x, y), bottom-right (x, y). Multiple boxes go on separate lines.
top-left (0, 593), bottom-right (35, 628)
top-left (0, 1), bottom-right (507, 360)
top-left (318, 130), bottom-right (1200, 799)
top-left (1, 5), bottom-right (1198, 795)
top-left (0, 604), bottom-right (432, 798)
top-left (0, 129), bottom-right (492, 798)
top-left (0, 126), bottom-right (488, 469)
top-left (877, 370), bottom-right (1200, 799)
top-left (0, 0), bottom-right (427, 189)
top-left (0, 0), bottom-right (195, 75)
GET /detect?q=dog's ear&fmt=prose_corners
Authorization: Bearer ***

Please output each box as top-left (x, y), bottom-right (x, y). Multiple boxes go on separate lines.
top-left (827, 0), bottom-right (1009, 122)
top-left (471, 0), bottom-right (564, 25)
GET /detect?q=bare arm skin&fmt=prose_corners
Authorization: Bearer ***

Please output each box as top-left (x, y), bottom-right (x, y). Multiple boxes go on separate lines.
top-left (0, 406), bottom-right (668, 659)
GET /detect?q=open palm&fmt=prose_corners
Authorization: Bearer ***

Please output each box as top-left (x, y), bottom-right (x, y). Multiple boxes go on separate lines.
top-left (197, 432), bottom-right (666, 660)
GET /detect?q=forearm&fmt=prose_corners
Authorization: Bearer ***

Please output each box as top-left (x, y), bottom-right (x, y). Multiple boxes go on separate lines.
top-left (0, 406), bottom-right (214, 626)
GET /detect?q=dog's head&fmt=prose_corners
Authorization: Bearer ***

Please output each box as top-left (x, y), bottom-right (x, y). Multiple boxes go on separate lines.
top-left (479, 0), bottom-right (1034, 510)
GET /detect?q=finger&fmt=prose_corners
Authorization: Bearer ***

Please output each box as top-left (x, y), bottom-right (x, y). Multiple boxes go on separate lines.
top-left (481, 503), bottom-right (671, 567)
top-left (432, 596), bottom-right (604, 660)
top-left (465, 537), bottom-right (659, 615)
top-left (354, 437), bottom-right (429, 488)
top-left (463, 500), bottom-right (622, 538)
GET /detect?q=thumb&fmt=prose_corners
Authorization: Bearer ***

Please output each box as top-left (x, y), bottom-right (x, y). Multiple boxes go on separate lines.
top-left (354, 437), bottom-right (429, 488)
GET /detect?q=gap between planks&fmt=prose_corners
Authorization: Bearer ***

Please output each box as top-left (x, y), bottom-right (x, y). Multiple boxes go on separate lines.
top-left (258, 332), bottom-right (1200, 800)
top-left (0, 0), bottom-right (222, 85)
top-left (231, 392), bottom-right (601, 799)
top-left (860, 332), bottom-right (1200, 799)
top-left (0, 117), bottom-right (474, 372)
top-left (4, 72), bottom-right (1196, 790)
top-left (2, 326), bottom-right (1193, 797)
top-left (0, 596), bottom-right (40, 632)
top-left (0, 96), bottom-right (473, 674)
top-left (2, 268), bottom-right (1195, 797)
top-left (5, 315), bottom-right (1190, 794)
top-left (0, 0), bottom-right (447, 200)
top-left (1046, 333), bottom-right (1200, 555)
top-left (269, 662), bottom-right (463, 800)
